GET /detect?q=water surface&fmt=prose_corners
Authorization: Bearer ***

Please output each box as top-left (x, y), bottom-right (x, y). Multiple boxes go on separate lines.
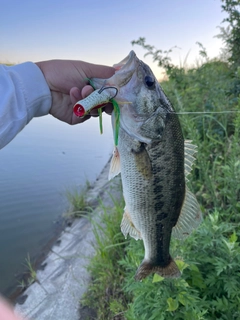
top-left (0, 114), bottom-right (113, 296)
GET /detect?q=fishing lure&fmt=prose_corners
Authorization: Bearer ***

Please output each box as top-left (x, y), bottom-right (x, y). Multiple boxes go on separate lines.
top-left (73, 84), bottom-right (121, 146)
top-left (111, 98), bottom-right (120, 146)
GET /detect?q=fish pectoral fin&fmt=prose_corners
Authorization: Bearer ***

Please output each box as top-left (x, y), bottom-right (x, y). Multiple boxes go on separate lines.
top-left (131, 142), bottom-right (152, 178)
top-left (120, 209), bottom-right (142, 240)
top-left (108, 147), bottom-right (121, 180)
top-left (184, 140), bottom-right (197, 181)
top-left (172, 188), bottom-right (202, 240)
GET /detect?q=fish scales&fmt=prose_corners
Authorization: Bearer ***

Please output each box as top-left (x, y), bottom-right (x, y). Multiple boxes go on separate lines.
top-left (119, 112), bottom-right (185, 279)
top-left (89, 51), bottom-right (202, 280)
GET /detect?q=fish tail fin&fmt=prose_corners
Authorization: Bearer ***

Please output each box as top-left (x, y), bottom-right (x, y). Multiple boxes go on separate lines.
top-left (135, 257), bottom-right (181, 281)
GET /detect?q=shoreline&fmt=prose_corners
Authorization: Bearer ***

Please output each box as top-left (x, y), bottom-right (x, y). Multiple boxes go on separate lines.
top-left (14, 159), bottom-right (122, 320)
top-left (6, 159), bottom-right (112, 301)
top-left (7, 215), bottom-right (69, 302)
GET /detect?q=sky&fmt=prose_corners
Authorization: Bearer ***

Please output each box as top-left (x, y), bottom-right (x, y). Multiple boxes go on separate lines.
top-left (1, 0), bottom-right (227, 80)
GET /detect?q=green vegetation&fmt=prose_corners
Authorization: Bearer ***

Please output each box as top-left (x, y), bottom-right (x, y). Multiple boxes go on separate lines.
top-left (65, 182), bottom-right (93, 218)
top-left (81, 196), bottom-right (130, 319)
top-left (220, 0), bottom-right (240, 68)
top-left (82, 185), bottom-right (240, 319)
top-left (24, 254), bottom-right (37, 286)
top-left (0, 62), bottom-right (14, 66)
top-left (121, 211), bottom-right (240, 320)
top-left (17, 254), bottom-right (38, 293)
top-left (81, 2), bottom-right (240, 318)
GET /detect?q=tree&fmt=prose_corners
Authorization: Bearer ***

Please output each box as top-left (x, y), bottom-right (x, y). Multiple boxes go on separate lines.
top-left (221, 0), bottom-right (240, 67)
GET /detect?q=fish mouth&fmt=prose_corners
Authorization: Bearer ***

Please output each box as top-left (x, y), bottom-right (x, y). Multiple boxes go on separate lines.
top-left (113, 50), bottom-right (137, 71)
top-left (91, 51), bottom-right (137, 90)
top-left (108, 50), bottom-right (138, 88)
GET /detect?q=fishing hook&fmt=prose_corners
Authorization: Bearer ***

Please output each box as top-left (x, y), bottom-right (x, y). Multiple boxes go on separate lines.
top-left (98, 86), bottom-right (118, 99)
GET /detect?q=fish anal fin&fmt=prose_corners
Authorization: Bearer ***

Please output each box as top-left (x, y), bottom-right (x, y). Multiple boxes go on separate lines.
top-left (135, 257), bottom-right (181, 281)
top-left (120, 209), bottom-right (141, 240)
top-left (108, 147), bottom-right (121, 180)
top-left (172, 188), bottom-right (202, 240)
top-left (184, 140), bottom-right (197, 179)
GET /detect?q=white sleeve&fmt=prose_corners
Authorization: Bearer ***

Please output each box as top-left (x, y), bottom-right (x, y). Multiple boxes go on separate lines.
top-left (0, 62), bottom-right (52, 149)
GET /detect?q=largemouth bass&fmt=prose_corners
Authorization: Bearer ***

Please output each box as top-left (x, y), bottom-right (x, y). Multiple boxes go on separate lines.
top-left (79, 51), bottom-right (202, 280)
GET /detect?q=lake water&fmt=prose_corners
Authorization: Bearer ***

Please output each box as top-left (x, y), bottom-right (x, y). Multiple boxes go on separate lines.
top-left (0, 114), bottom-right (113, 297)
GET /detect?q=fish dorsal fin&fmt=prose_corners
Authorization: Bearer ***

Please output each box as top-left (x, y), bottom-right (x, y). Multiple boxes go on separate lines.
top-left (121, 209), bottom-right (142, 240)
top-left (184, 140), bottom-right (197, 181)
top-left (172, 188), bottom-right (202, 240)
top-left (108, 147), bottom-right (121, 180)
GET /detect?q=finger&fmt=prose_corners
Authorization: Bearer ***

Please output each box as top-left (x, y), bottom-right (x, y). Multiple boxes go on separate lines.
top-left (81, 85), bottom-right (94, 99)
top-left (88, 104), bottom-right (113, 116)
top-left (89, 108), bottom-right (100, 117)
top-left (90, 103), bottom-right (113, 117)
top-left (72, 113), bottom-right (91, 125)
top-left (104, 104), bottom-right (113, 115)
top-left (81, 63), bottom-right (115, 81)
top-left (70, 87), bottom-right (82, 104)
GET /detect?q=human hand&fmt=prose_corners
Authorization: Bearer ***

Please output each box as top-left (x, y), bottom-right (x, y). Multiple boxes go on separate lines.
top-left (36, 60), bottom-right (115, 125)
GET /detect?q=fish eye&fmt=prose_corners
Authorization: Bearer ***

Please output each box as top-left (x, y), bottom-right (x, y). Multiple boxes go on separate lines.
top-left (144, 76), bottom-right (155, 89)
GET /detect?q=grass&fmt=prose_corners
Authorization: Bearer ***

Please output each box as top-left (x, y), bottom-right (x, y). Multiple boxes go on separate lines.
top-left (19, 254), bottom-right (38, 288)
top-left (64, 181), bottom-right (93, 218)
top-left (81, 196), bottom-right (131, 319)
top-left (0, 62), bottom-right (14, 66)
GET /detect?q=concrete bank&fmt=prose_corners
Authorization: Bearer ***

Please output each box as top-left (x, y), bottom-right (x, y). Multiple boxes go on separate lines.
top-left (15, 161), bottom-right (122, 320)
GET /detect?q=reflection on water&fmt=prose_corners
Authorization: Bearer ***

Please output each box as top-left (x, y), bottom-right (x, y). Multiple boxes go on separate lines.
top-left (0, 114), bottom-right (113, 297)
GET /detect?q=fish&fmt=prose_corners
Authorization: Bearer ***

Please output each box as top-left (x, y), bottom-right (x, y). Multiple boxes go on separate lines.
top-left (90, 51), bottom-right (202, 280)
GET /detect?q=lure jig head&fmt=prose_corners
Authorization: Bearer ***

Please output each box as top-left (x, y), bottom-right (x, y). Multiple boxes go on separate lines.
top-left (73, 85), bottom-right (121, 145)
top-left (73, 87), bottom-right (118, 117)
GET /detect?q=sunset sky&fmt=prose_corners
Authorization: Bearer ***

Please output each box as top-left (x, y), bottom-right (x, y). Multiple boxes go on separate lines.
top-left (1, 0), bottom-right (227, 79)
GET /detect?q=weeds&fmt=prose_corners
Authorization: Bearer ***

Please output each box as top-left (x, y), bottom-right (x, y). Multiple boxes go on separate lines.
top-left (24, 254), bottom-right (37, 286)
top-left (17, 279), bottom-right (27, 290)
top-left (81, 196), bottom-right (131, 319)
top-left (120, 211), bottom-right (240, 320)
top-left (65, 183), bottom-right (93, 218)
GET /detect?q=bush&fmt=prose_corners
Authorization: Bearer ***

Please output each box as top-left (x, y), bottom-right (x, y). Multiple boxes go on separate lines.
top-left (122, 210), bottom-right (240, 320)
top-left (221, 0), bottom-right (240, 68)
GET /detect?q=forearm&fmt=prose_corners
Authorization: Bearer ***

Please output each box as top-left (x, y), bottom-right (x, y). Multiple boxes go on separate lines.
top-left (0, 62), bottom-right (51, 149)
